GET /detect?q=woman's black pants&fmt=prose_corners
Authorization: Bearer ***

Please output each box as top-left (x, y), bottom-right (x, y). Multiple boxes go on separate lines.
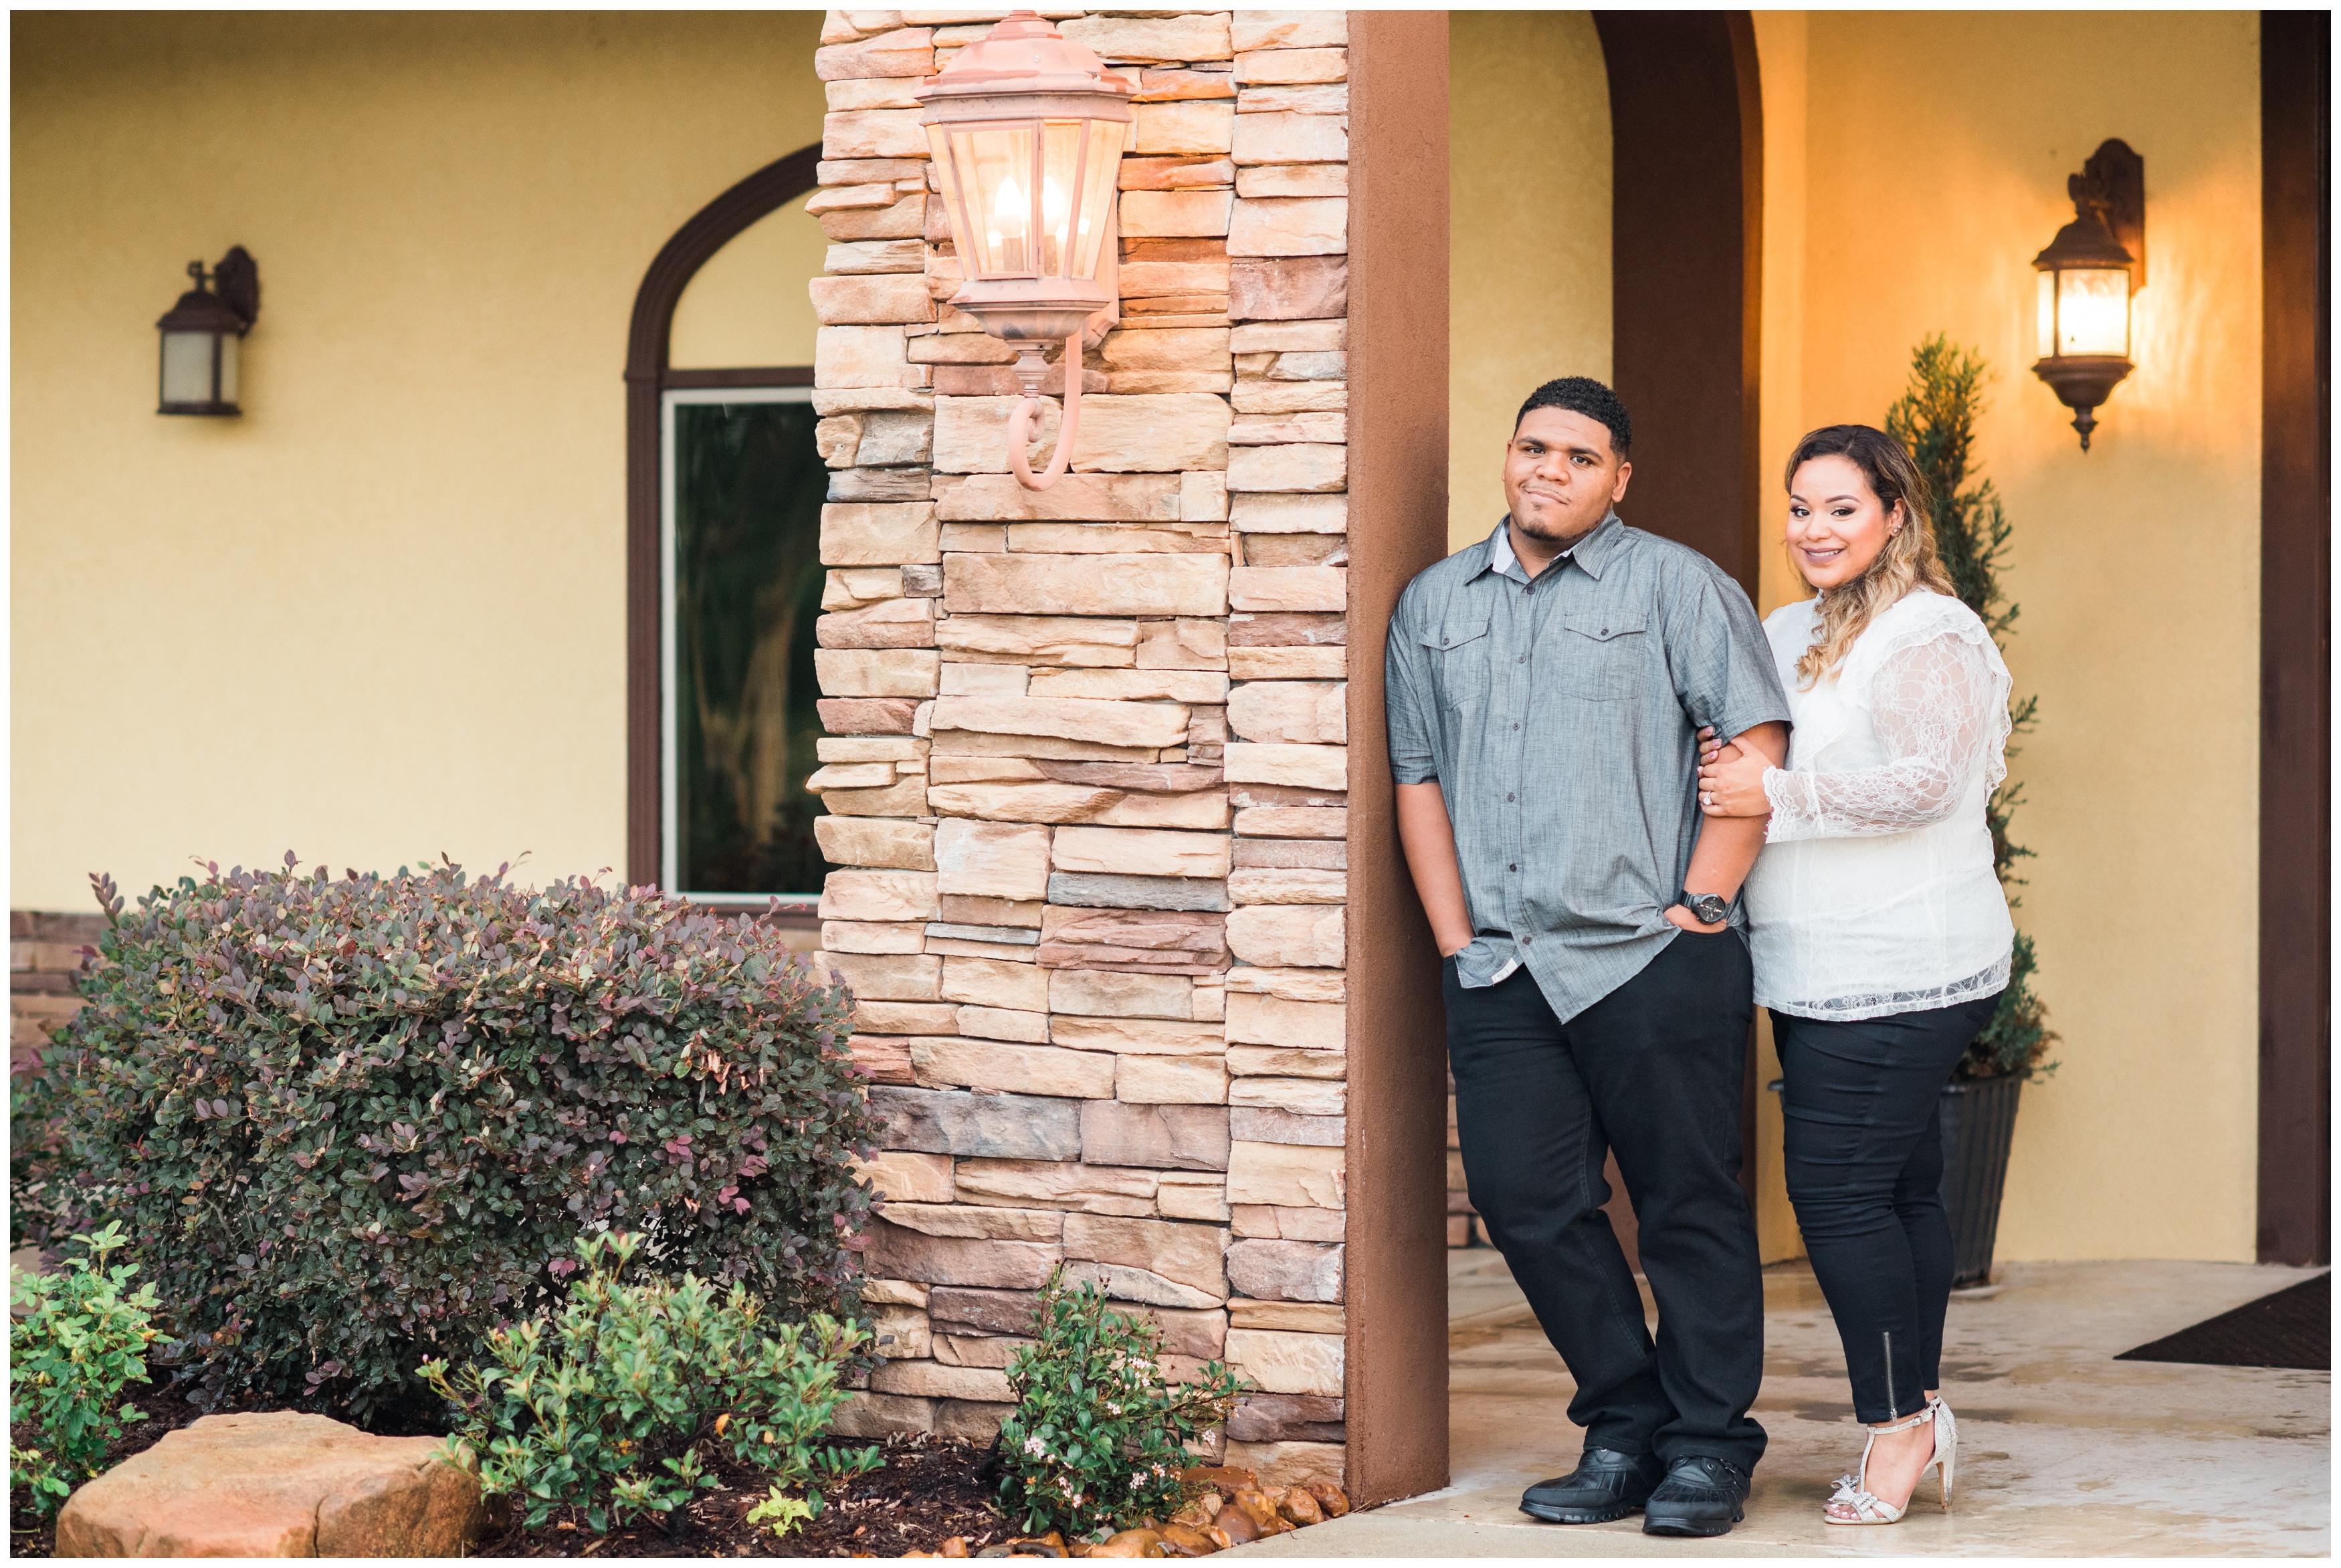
top-left (1772, 992), bottom-right (2002, 1424)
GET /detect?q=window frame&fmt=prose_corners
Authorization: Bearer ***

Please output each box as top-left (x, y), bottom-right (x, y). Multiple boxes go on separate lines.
top-left (658, 384), bottom-right (825, 905)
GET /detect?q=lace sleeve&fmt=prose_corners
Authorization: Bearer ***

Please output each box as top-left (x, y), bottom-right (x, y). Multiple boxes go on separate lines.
top-left (1763, 623), bottom-right (2010, 843)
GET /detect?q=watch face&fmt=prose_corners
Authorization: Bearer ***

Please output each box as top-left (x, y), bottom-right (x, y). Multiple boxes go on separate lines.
top-left (1691, 895), bottom-right (1729, 923)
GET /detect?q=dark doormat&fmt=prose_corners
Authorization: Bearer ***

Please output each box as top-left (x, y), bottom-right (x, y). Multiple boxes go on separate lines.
top-left (2115, 1272), bottom-right (2329, 1370)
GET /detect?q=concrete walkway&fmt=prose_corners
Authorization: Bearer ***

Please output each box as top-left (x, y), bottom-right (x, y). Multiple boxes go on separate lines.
top-left (1237, 1250), bottom-right (2329, 1557)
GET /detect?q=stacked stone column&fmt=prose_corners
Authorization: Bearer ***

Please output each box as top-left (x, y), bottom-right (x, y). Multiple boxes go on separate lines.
top-left (806, 7), bottom-right (1351, 1491)
top-left (10, 913), bottom-right (98, 1078)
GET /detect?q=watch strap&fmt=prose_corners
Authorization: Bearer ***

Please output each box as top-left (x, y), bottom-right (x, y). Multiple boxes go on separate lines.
top-left (1680, 889), bottom-right (1731, 923)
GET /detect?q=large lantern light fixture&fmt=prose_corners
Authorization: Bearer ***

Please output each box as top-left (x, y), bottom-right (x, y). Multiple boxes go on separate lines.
top-left (916, 11), bottom-right (1131, 490)
top-left (156, 247), bottom-right (260, 418)
top-left (2029, 140), bottom-right (2143, 453)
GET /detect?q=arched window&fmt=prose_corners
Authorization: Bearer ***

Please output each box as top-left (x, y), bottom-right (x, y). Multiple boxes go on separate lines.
top-left (623, 146), bottom-right (830, 913)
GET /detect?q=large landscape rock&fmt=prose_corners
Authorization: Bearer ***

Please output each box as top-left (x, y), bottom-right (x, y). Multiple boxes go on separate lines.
top-left (54, 1411), bottom-right (482, 1557)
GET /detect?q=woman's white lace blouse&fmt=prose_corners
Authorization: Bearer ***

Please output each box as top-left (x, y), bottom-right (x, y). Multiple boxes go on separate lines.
top-left (1742, 590), bottom-right (2015, 1021)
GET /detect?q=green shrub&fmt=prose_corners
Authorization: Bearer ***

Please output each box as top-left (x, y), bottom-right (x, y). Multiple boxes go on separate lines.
top-left (9, 1222), bottom-right (163, 1516)
top-left (1885, 336), bottom-right (2060, 1081)
top-left (996, 1270), bottom-right (1246, 1539)
top-left (419, 1230), bottom-right (880, 1534)
top-left (19, 858), bottom-right (876, 1421)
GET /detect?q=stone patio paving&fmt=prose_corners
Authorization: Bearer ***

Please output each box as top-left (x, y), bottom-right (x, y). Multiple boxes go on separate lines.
top-left (1235, 1249), bottom-right (2329, 1557)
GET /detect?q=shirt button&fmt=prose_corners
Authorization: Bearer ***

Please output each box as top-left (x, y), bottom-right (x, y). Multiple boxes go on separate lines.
top-left (1512, 723), bottom-right (1520, 730)
top-left (1518, 655), bottom-right (1527, 664)
top-left (1523, 935), bottom-right (1535, 946)
top-left (1508, 863), bottom-right (1518, 872)
top-left (1507, 793), bottom-right (1516, 802)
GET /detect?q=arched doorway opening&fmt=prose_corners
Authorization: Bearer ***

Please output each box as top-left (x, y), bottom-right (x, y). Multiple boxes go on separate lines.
top-left (1370, 9), bottom-right (1764, 1504)
top-left (623, 146), bottom-right (829, 916)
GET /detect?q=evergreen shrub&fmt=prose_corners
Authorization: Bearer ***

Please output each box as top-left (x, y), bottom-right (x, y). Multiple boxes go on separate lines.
top-left (9, 1222), bottom-right (162, 1516)
top-left (996, 1269), bottom-right (1246, 1540)
top-left (421, 1230), bottom-right (880, 1534)
top-left (1886, 336), bottom-right (2060, 1079)
top-left (18, 858), bottom-right (875, 1421)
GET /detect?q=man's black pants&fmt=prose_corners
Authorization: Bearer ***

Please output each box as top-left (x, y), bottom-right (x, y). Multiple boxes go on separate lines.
top-left (1444, 931), bottom-right (1767, 1473)
top-left (1772, 992), bottom-right (2001, 1424)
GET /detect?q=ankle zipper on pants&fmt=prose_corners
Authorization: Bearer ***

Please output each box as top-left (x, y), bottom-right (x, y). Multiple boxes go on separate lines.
top-left (1882, 1330), bottom-right (1898, 1419)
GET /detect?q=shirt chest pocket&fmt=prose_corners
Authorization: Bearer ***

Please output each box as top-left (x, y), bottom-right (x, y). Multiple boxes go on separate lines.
top-left (1419, 618), bottom-right (1491, 710)
top-left (1558, 610), bottom-right (1648, 700)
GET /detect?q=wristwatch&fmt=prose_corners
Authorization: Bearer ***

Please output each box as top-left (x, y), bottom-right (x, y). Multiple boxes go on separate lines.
top-left (1679, 889), bottom-right (1730, 925)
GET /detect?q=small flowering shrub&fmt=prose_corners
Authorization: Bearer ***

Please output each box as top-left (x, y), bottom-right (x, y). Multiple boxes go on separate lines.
top-left (420, 1230), bottom-right (881, 1533)
top-left (996, 1270), bottom-right (1247, 1539)
top-left (9, 1222), bottom-right (163, 1516)
top-left (19, 859), bottom-right (875, 1420)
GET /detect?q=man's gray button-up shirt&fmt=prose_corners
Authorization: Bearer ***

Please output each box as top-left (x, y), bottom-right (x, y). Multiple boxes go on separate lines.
top-left (1385, 514), bottom-right (1793, 1022)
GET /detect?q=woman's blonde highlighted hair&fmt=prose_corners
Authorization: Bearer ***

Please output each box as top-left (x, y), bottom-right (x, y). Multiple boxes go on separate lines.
top-left (1785, 424), bottom-right (1955, 687)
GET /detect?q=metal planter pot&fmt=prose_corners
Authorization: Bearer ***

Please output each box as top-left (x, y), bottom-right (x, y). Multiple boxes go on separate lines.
top-left (1938, 1073), bottom-right (2025, 1287)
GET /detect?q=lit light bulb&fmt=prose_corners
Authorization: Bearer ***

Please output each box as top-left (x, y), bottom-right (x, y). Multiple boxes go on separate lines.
top-left (993, 175), bottom-right (1027, 237)
top-left (1043, 176), bottom-right (1072, 268)
top-left (2056, 268), bottom-right (2129, 356)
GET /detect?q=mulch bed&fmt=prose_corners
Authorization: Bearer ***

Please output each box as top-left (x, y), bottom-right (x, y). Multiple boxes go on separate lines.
top-left (10, 1359), bottom-right (1012, 1559)
top-left (479, 1433), bottom-right (1012, 1559)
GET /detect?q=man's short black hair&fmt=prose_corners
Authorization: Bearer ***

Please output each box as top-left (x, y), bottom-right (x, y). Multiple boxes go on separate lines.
top-left (1515, 376), bottom-right (1631, 457)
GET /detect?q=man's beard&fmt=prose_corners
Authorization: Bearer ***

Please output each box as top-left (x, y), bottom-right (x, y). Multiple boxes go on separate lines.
top-left (1512, 496), bottom-right (1605, 544)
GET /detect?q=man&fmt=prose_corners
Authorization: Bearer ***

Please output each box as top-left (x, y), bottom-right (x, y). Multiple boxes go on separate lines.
top-left (1386, 377), bottom-right (1792, 1537)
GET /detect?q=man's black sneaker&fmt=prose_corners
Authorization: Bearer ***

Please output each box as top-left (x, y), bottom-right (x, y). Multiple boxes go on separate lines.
top-left (1520, 1448), bottom-right (1666, 1525)
top-left (1641, 1454), bottom-right (1752, 1537)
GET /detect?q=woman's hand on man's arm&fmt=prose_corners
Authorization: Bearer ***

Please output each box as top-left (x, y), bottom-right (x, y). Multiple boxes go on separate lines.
top-left (1697, 723), bottom-right (1782, 818)
top-left (1673, 721), bottom-right (1790, 933)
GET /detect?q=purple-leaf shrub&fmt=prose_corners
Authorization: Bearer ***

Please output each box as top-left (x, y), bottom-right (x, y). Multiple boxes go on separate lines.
top-left (21, 858), bottom-right (876, 1422)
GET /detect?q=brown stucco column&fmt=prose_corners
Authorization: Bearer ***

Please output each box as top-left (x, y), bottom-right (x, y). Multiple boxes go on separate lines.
top-left (1343, 7), bottom-right (1452, 1509)
top-left (2257, 6), bottom-right (2330, 1266)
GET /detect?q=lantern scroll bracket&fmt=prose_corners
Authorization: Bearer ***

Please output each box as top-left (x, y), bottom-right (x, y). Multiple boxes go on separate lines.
top-left (2077, 138), bottom-right (2145, 292)
top-left (213, 246), bottom-right (262, 333)
top-left (915, 10), bottom-right (1132, 491)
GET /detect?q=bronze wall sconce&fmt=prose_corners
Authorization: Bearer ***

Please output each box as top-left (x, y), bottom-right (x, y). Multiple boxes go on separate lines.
top-left (157, 247), bottom-right (260, 417)
top-left (2031, 140), bottom-right (2142, 452)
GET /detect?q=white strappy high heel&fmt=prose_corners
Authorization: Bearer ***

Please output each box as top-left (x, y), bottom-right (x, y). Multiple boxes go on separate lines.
top-left (1824, 1395), bottom-right (1956, 1525)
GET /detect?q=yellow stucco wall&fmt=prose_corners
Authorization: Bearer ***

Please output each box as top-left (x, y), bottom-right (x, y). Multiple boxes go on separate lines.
top-left (1758, 11), bottom-right (2263, 1262)
top-left (10, 11), bottom-right (825, 911)
top-left (1447, 11), bottom-right (1611, 553)
top-left (13, 11), bottom-right (2268, 1264)
top-left (671, 191), bottom-right (829, 372)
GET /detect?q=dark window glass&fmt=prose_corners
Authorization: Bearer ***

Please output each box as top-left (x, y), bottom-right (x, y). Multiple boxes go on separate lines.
top-left (672, 399), bottom-right (833, 897)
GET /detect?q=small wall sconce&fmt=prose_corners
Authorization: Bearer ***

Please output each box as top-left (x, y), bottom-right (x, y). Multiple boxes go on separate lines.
top-left (2031, 140), bottom-right (2142, 452)
top-left (157, 247), bottom-right (259, 417)
top-left (917, 11), bottom-right (1128, 491)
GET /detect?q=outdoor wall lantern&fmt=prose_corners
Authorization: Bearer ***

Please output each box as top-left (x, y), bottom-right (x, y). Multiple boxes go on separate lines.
top-left (2030, 140), bottom-right (2143, 452)
top-left (156, 247), bottom-right (260, 417)
top-left (916, 11), bottom-right (1130, 490)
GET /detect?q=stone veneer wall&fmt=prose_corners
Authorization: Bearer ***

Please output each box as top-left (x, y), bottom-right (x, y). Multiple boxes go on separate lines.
top-left (10, 913), bottom-right (100, 1078)
top-left (804, 7), bottom-right (1352, 1490)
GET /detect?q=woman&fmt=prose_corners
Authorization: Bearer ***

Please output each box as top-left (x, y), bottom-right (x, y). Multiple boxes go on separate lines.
top-left (1696, 424), bottom-right (2013, 1527)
